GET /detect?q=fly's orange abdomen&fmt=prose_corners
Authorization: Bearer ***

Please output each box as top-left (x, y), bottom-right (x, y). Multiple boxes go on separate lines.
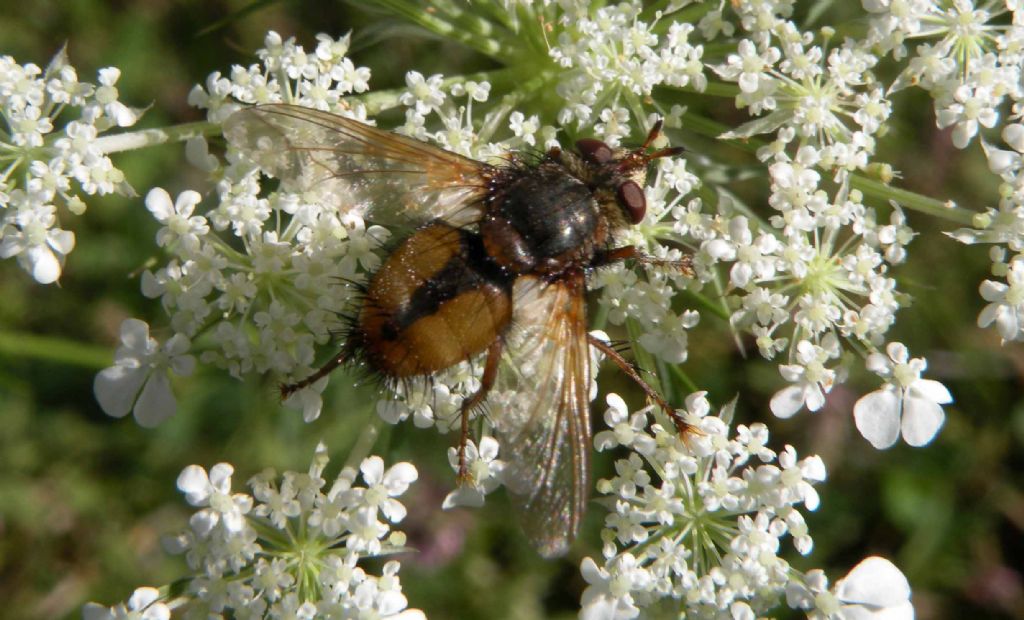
top-left (354, 221), bottom-right (513, 378)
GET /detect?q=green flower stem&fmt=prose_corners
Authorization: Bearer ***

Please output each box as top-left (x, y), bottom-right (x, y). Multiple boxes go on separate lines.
top-left (342, 418), bottom-right (382, 472)
top-left (672, 105), bottom-right (764, 153)
top-left (591, 297), bottom-right (610, 333)
top-left (93, 121), bottom-right (221, 155)
top-left (681, 81), bottom-right (742, 98)
top-left (0, 331), bottom-right (113, 369)
top-left (366, 0), bottom-right (505, 58)
top-left (425, 0), bottom-right (512, 44)
top-left (849, 175), bottom-right (976, 226)
top-left (684, 287), bottom-right (732, 322)
top-left (664, 360), bottom-right (700, 395)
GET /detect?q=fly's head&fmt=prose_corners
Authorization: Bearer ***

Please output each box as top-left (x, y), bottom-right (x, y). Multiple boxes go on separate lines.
top-left (571, 120), bottom-right (684, 233)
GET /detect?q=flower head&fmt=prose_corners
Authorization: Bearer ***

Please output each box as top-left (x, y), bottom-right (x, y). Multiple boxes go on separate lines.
top-left (0, 48), bottom-right (138, 283)
top-left (163, 443), bottom-right (422, 617)
top-left (582, 393), bottom-right (827, 617)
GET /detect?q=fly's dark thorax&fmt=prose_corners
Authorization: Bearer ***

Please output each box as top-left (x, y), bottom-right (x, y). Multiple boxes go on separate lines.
top-left (480, 160), bottom-right (607, 276)
top-left (350, 222), bottom-right (513, 379)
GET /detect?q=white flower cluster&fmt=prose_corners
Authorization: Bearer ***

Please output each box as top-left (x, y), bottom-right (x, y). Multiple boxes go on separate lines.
top-left (545, 0), bottom-right (951, 449)
top-left (81, 444), bottom-right (424, 619)
top-left (629, 144), bottom-right (948, 448)
top-left (396, 70), bottom-right (559, 159)
top-left (189, 31), bottom-right (371, 123)
top-left (954, 116), bottom-right (1024, 342)
top-left (857, 1), bottom-right (1024, 347)
top-left (581, 392), bottom-right (913, 619)
top-left (0, 47), bottom-right (139, 283)
top-left (581, 392), bottom-right (825, 617)
top-left (548, 3), bottom-right (707, 144)
top-left (123, 32), bottom-right (383, 425)
top-left (864, 0), bottom-right (1022, 149)
top-left (712, 7), bottom-right (889, 166)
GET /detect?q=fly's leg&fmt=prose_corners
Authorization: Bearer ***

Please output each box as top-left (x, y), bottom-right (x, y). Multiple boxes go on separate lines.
top-left (456, 339), bottom-right (503, 483)
top-left (280, 352), bottom-right (347, 399)
top-left (587, 334), bottom-right (697, 436)
top-left (592, 245), bottom-right (694, 276)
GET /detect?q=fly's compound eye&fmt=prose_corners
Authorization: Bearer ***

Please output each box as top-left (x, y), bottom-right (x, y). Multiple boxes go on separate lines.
top-left (617, 180), bottom-right (646, 225)
top-left (575, 138), bottom-right (613, 164)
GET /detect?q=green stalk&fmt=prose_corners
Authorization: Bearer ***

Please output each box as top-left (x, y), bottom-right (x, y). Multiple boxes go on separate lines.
top-left (93, 121), bottom-right (221, 155)
top-left (849, 175), bottom-right (976, 226)
top-left (365, 0), bottom-right (505, 58)
top-left (0, 331), bottom-right (114, 369)
top-left (684, 287), bottom-right (731, 322)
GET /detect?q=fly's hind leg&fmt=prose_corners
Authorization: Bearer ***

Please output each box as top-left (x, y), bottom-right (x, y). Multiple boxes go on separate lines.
top-left (456, 338), bottom-right (503, 483)
top-left (586, 334), bottom-right (697, 436)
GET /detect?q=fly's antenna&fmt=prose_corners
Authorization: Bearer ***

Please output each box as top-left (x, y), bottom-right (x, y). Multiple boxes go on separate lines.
top-left (642, 119), bottom-right (665, 150)
top-left (643, 119), bottom-right (685, 160)
top-left (620, 118), bottom-right (685, 172)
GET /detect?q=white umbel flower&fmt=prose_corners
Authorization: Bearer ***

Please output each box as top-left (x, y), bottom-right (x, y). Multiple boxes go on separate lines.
top-left (854, 343), bottom-right (953, 449)
top-left (93, 318), bottom-right (195, 427)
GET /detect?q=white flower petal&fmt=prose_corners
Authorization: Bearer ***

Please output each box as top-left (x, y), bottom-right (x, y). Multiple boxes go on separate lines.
top-left (188, 508), bottom-right (219, 537)
top-left (805, 384), bottom-right (826, 412)
top-left (360, 456), bottom-right (385, 485)
top-left (1003, 123), bottom-right (1024, 152)
top-left (94, 364), bottom-right (147, 418)
top-left (443, 485), bottom-right (485, 509)
top-left (174, 190), bottom-right (202, 217)
top-left (26, 244), bottom-right (61, 283)
top-left (177, 465), bottom-right (211, 503)
top-left (909, 379), bottom-right (952, 405)
top-left (901, 393), bottom-right (945, 447)
top-left (119, 318), bottom-right (152, 353)
top-left (141, 604), bottom-right (170, 620)
top-left (127, 587), bottom-right (160, 611)
top-left (770, 385), bottom-right (806, 418)
top-left (48, 229), bottom-right (75, 254)
top-left (977, 302), bottom-right (1000, 328)
top-left (836, 556), bottom-right (911, 608)
top-left (145, 187), bottom-right (174, 221)
top-left (208, 463), bottom-right (235, 492)
top-left (384, 462), bottom-right (418, 490)
top-left (478, 435), bottom-right (500, 461)
top-left (133, 372), bottom-right (176, 427)
top-left (853, 388), bottom-right (901, 449)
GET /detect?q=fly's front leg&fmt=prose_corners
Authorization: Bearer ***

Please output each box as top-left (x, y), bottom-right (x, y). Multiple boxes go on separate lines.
top-left (587, 334), bottom-right (697, 436)
top-left (456, 338), bottom-right (503, 483)
top-left (592, 245), bottom-right (694, 276)
top-left (280, 352), bottom-right (346, 399)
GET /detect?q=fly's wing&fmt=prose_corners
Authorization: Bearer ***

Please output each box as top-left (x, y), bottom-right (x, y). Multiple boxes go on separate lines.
top-left (492, 273), bottom-right (591, 558)
top-left (223, 104), bottom-right (489, 227)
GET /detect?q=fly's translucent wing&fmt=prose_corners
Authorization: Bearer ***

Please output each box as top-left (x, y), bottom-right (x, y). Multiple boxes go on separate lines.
top-left (492, 273), bottom-right (591, 558)
top-left (223, 104), bottom-right (490, 227)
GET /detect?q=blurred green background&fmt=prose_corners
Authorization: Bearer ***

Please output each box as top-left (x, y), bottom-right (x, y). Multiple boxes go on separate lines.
top-left (1, 1), bottom-right (1022, 619)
